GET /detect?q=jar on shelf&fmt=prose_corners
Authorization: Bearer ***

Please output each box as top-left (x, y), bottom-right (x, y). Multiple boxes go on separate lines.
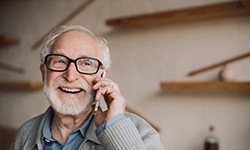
top-left (204, 126), bottom-right (219, 150)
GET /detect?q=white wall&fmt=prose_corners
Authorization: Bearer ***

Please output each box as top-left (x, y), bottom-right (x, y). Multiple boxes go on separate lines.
top-left (0, 0), bottom-right (250, 150)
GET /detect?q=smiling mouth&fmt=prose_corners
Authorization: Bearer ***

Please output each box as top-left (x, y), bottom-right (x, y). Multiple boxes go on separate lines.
top-left (59, 87), bottom-right (83, 94)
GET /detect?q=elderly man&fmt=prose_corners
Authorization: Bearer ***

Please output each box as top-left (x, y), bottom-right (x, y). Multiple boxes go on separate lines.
top-left (10, 25), bottom-right (165, 150)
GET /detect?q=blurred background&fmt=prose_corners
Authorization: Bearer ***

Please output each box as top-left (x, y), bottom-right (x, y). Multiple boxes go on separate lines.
top-left (0, 0), bottom-right (250, 149)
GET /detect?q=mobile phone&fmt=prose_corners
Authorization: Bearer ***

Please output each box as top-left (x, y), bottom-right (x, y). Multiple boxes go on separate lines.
top-left (94, 71), bottom-right (106, 112)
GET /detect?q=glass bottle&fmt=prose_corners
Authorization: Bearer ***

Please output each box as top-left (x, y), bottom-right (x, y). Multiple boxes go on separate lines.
top-left (204, 126), bottom-right (219, 150)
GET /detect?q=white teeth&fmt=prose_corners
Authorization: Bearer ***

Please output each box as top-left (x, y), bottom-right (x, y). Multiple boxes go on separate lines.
top-left (62, 88), bottom-right (81, 93)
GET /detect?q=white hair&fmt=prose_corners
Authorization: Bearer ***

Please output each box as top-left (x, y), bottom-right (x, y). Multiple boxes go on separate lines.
top-left (40, 25), bottom-right (111, 68)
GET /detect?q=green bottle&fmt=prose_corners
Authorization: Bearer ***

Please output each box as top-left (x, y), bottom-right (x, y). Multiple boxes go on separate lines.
top-left (204, 126), bottom-right (219, 150)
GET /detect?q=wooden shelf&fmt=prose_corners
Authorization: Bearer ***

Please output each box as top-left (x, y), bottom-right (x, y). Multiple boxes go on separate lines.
top-left (0, 35), bottom-right (20, 47)
top-left (106, 1), bottom-right (250, 28)
top-left (0, 81), bottom-right (43, 90)
top-left (188, 51), bottom-right (250, 76)
top-left (160, 81), bottom-right (250, 91)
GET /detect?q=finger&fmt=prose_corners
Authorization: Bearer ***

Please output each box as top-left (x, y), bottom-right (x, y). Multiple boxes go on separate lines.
top-left (93, 107), bottom-right (106, 127)
top-left (95, 84), bottom-right (116, 100)
top-left (95, 87), bottom-right (109, 101)
top-left (93, 78), bottom-right (114, 89)
top-left (95, 89), bottom-right (103, 101)
top-left (93, 81), bottom-right (102, 90)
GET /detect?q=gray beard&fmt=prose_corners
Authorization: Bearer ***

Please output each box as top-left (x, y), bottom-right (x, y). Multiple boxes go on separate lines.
top-left (44, 77), bottom-right (95, 116)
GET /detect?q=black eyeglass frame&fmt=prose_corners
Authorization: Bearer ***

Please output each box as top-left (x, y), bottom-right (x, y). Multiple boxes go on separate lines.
top-left (44, 54), bottom-right (103, 75)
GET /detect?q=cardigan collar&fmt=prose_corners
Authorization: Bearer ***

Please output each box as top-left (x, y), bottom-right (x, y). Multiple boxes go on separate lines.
top-left (29, 107), bottom-right (101, 149)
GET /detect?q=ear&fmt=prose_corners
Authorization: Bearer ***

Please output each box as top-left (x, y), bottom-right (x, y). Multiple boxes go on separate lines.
top-left (40, 64), bottom-right (45, 82)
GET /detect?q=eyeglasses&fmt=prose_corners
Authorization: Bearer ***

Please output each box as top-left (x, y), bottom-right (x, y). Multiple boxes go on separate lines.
top-left (44, 54), bottom-right (103, 75)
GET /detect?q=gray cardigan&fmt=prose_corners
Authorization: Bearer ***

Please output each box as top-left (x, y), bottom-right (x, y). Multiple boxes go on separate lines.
top-left (10, 107), bottom-right (165, 150)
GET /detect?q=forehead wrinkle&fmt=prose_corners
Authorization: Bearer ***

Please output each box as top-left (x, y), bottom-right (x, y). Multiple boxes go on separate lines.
top-left (51, 49), bottom-right (98, 60)
top-left (50, 49), bottom-right (84, 58)
top-left (50, 49), bottom-right (67, 55)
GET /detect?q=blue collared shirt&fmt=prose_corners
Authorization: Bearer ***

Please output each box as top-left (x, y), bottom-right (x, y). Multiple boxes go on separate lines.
top-left (41, 110), bottom-right (93, 150)
top-left (41, 109), bottom-right (125, 150)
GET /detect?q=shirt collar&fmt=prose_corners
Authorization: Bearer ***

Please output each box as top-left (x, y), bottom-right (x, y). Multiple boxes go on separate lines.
top-left (79, 112), bottom-right (94, 136)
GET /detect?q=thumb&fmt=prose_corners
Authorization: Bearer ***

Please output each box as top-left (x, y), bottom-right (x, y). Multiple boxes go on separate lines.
top-left (93, 106), bottom-right (106, 127)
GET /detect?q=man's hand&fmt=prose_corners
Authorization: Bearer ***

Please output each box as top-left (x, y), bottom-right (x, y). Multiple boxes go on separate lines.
top-left (92, 77), bottom-right (126, 127)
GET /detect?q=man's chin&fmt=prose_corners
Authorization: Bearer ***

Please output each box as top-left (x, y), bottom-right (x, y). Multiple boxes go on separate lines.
top-left (51, 100), bottom-right (93, 116)
top-left (53, 106), bottom-right (84, 116)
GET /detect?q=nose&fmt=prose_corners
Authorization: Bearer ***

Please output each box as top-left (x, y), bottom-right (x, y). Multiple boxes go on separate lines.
top-left (62, 63), bottom-right (79, 82)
